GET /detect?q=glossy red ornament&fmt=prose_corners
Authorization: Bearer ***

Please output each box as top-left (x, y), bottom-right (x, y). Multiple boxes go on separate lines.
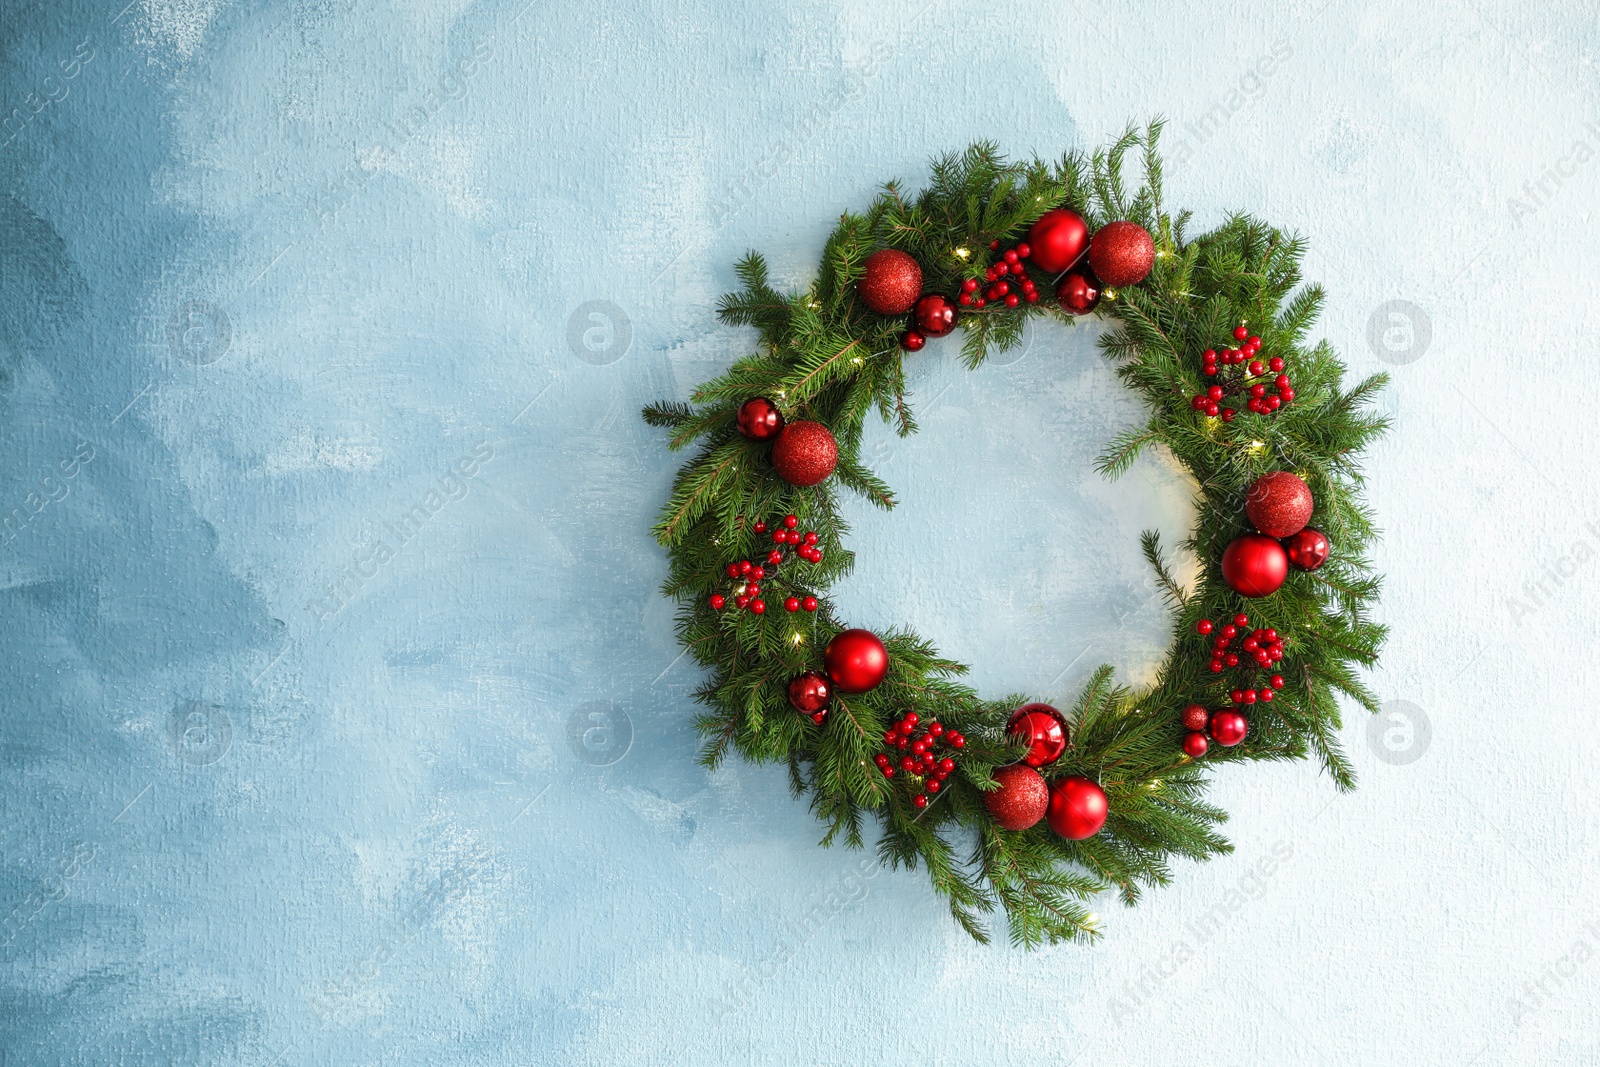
top-left (1047, 776), bottom-right (1109, 841)
top-left (1180, 703), bottom-right (1210, 731)
top-left (858, 248), bottom-right (924, 315)
top-left (1208, 709), bottom-right (1248, 747)
top-left (787, 671), bottom-right (831, 714)
top-left (1026, 209), bottom-right (1090, 272)
top-left (823, 628), bottom-right (889, 693)
top-left (1087, 220), bottom-right (1156, 287)
top-left (912, 293), bottom-right (958, 337)
top-left (1007, 703), bottom-right (1069, 767)
top-left (1221, 534), bottom-right (1289, 597)
top-left (1182, 731), bottom-right (1209, 757)
top-left (1283, 527), bottom-right (1331, 571)
top-left (735, 397), bottom-right (785, 441)
top-left (1055, 268), bottom-right (1101, 315)
top-left (900, 328), bottom-right (926, 352)
top-left (1246, 471), bottom-right (1314, 538)
top-left (984, 764), bottom-right (1049, 831)
top-left (770, 420), bottom-right (838, 486)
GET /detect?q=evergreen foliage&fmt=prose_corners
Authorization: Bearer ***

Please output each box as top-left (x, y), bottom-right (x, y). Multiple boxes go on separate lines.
top-left (645, 121), bottom-right (1388, 947)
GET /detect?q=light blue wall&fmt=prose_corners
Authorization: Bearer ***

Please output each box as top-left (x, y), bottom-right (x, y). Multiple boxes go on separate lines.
top-left (3, 1), bottom-right (1596, 1063)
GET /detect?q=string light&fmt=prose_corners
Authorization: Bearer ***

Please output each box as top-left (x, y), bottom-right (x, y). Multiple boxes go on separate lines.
top-left (790, 632), bottom-right (806, 645)
top-left (953, 246), bottom-right (971, 260)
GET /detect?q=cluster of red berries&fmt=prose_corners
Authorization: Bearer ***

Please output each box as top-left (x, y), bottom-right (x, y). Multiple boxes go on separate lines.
top-left (1197, 612), bottom-right (1287, 693)
top-left (958, 240), bottom-right (1042, 310)
top-left (708, 514), bottom-right (823, 615)
top-left (1189, 325), bottom-right (1295, 421)
top-left (873, 711), bottom-right (966, 809)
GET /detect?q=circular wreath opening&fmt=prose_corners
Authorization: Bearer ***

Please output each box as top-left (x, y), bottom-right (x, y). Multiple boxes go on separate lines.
top-left (644, 123), bottom-right (1389, 948)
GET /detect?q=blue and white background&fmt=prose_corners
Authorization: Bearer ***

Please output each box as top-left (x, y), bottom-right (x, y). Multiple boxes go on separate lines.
top-left (2, 0), bottom-right (1597, 1063)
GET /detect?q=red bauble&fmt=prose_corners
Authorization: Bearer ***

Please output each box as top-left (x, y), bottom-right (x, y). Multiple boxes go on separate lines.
top-left (1180, 703), bottom-right (1210, 732)
top-left (823, 628), bottom-right (889, 693)
top-left (984, 764), bottom-right (1049, 831)
top-left (1055, 268), bottom-right (1101, 315)
top-left (771, 420), bottom-right (838, 486)
top-left (858, 249), bottom-right (924, 315)
top-left (1284, 527), bottom-right (1331, 571)
top-left (1047, 776), bottom-right (1109, 841)
top-left (912, 293), bottom-right (958, 337)
top-left (787, 671), bottom-right (831, 714)
top-left (1221, 534), bottom-right (1289, 597)
top-left (1246, 471), bottom-right (1314, 538)
top-left (735, 397), bottom-right (784, 441)
top-left (1006, 703), bottom-right (1069, 767)
top-left (1208, 709), bottom-right (1249, 747)
top-left (1027, 209), bottom-right (1091, 272)
top-left (1182, 731), bottom-right (1209, 757)
top-left (900, 328), bottom-right (926, 352)
top-left (1088, 221), bottom-right (1156, 288)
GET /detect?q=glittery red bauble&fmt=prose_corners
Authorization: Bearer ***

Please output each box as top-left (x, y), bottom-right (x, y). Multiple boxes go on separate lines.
top-left (1246, 471), bottom-right (1314, 538)
top-left (912, 293), bottom-right (958, 337)
top-left (1027, 209), bottom-right (1091, 272)
top-left (1209, 709), bottom-right (1248, 747)
top-left (1182, 731), bottom-right (1209, 757)
top-left (1055, 268), bottom-right (1101, 315)
top-left (984, 764), bottom-right (1049, 831)
top-left (770, 420), bottom-right (838, 486)
top-left (1006, 703), bottom-right (1069, 767)
top-left (787, 671), bottom-right (831, 714)
top-left (1047, 776), bottom-right (1109, 841)
top-left (1284, 527), bottom-right (1331, 571)
top-left (1088, 220), bottom-right (1156, 287)
top-left (1180, 703), bottom-right (1210, 732)
top-left (1221, 534), bottom-right (1289, 598)
top-left (735, 396), bottom-right (785, 441)
top-left (858, 249), bottom-right (924, 315)
top-left (823, 628), bottom-right (889, 693)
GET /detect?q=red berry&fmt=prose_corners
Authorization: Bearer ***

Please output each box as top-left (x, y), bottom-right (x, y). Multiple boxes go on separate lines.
top-left (961, 278), bottom-right (979, 293)
top-left (784, 597), bottom-right (800, 612)
top-left (1248, 336), bottom-right (1261, 348)
top-left (1234, 614), bottom-right (1249, 627)
top-left (784, 515), bottom-right (798, 529)
top-left (1270, 674), bottom-right (1285, 689)
top-left (1241, 690), bottom-right (1257, 704)
top-left (709, 594), bottom-right (725, 609)
top-left (927, 780), bottom-right (942, 793)
top-left (1204, 402), bottom-right (1220, 417)
top-left (882, 767), bottom-right (895, 778)
top-left (884, 731), bottom-right (898, 745)
top-left (949, 734), bottom-right (965, 749)
top-left (989, 239), bottom-right (1000, 250)
top-left (1203, 349), bottom-right (1217, 362)
top-left (1259, 689), bottom-right (1274, 702)
top-left (753, 567), bottom-right (766, 580)
top-left (1221, 409), bottom-right (1236, 422)
top-left (913, 795), bottom-right (928, 809)
top-left (939, 757), bottom-right (955, 773)
top-left (735, 596), bottom-right (749, 608)
top-left (1233, 325), bottom-right (1248, 340)
top-left (1196, 619), bottom-right (1214, 635)
top-left (1207, 385), bottom-right (1225, 401)
top-left (802, 596), bottom-right (818, 612)
top-left (1003, 249), bottom-right (1019, 264)
top-left (750, 599), bottom-right (766, 614)
top-left (1224, 653), bottom-right (1239, 667)
top-left (1269, 357), bottom-right (1285, 372)
top-left (739, 560), bottom-right (753, 575)
top-left (753, 520), bottom-right (767, 533)
top-left (1221, 625), bottom-right (1238, 639)
top-left (725, 564), bottom-right (740, 578)
top-left (1249, 361), bottom-right (1264, 376)
top-left (1208, 660), bottom-right (1224, 673)
top-left (1016, 242), bottom-right (1031, 258)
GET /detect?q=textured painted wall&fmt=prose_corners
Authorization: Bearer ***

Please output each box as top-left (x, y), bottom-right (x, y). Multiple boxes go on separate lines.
top-left (2, 0), bottom-right (1597, 1063)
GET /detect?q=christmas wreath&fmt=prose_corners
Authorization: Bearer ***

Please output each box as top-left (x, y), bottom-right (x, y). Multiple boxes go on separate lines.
top-left (644, 123), bottom-right (1388, 947)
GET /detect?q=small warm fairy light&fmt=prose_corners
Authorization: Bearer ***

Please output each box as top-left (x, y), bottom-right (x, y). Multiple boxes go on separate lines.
top-left (735, 584), bottom-right (748, 596)
top-left (809, 300), bottom-right (821, 309)
top-left (776, 390), bottom-right (786, 399)
top-left (1248, 440), bottom-right (1267, 454)
top-left (953, 246), bottom-right (971, 260)
top-left (1085, 912), bottom-right (1100, 927)
top-left (791, 632), bottom-right (806, 645)
top-left (852, 356), bottom-right (863, 364)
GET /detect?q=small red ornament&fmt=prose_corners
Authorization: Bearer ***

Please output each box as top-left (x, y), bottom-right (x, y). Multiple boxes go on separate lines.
top-left (1283, 527), bottom-right (1331, 571)
top-left (735, 397), bottom-right (785, 441)
top-left (1026, 209), bottom-right (1090, 272)
top-left (823, 628), bottom-right (889, 693)
top-left (1221, 534), bottom-right (1289, 597)
top-left (1007, 703), bottom-right (1069, 767)
top-left (912, 293), bottom-right (959, 337)
top-left (1087, 221), bottom-right (1156, 288)
top-left (984, 764), bottom-right (1049, 831)
top-left (1246, 471), bottom-right (1314, 538)
top-left (1209, 709), bottom-right (1248, 747)
top-left (1047, 776), bottom-right (1109, 841)
top-left (771, 420), bottom-right (838, 486)
top-left (787, 671), bottom-right (831, 714)
top-left (1180, 703), bottom-right (1210, 732)
top-left (858, 249), bottom-right (924, 315)
top-left (1182, 731), bottom-right (1209, 758)
top-left (900, 328), bottom-right (926, 352)
top-left (1055, 268), bottom-right (1101, 315)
